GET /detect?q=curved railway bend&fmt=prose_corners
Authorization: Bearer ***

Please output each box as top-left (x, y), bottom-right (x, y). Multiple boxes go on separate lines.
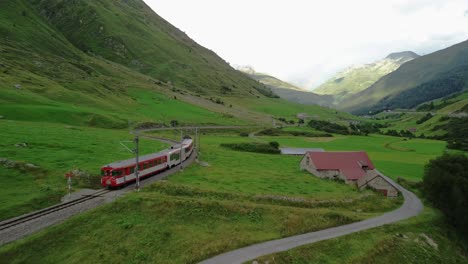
top-left (0, 134), bottom-right (197, 246)
top-left (199, 172), bottom-right (423, 264)
top-left (0, 126), bottom-right (253, 246)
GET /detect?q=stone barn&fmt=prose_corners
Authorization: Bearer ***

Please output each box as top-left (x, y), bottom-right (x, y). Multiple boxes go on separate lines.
top-left (300, 151), bottom-right (398, 197)
top-left (357, 170), bottom-right (399, 197)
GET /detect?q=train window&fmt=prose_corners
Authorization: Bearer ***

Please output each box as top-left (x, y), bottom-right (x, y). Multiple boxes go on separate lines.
top-left (131, 167), bottom-right (135, 173)
top-left (101, 170), bottom-right (105, 176)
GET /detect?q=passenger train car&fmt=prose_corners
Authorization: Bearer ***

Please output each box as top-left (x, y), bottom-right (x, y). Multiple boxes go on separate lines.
top-left (101, 137), bottom-right (193, 188)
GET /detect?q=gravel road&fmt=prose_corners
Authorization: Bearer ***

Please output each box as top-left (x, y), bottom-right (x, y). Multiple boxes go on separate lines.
top-left (199, 171), bottom-right (423, 264)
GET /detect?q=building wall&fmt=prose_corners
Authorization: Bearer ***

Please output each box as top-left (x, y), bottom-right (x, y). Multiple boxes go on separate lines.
top-left (300, 155), bottom-right (346, 181)
top-left (360, 174), bottom-right (399, 197)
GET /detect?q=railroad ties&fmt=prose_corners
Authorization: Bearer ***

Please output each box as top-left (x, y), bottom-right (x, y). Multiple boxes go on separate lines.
top-left (0, 189), bottom-right (111, 232)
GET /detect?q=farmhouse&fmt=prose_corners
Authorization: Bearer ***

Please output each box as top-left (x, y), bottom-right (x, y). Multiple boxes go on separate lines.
top-left (300, 151), bottom-right (398, 197)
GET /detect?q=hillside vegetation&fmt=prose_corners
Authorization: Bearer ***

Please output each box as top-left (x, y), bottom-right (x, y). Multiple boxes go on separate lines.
top-left (372, 91), bottom-right (468, 146)
top-left (340, 40), bottom-right (468, 114)
top-left (0, 0), bottom-right (357, 128)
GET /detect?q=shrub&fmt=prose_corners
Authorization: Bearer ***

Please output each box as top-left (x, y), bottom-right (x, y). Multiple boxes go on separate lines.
top-left (269, 141), bottom-right (280, 149)
top-left (239, 132), bottom-right (249, 137)
top-left (416, 113), bottom-right (433, 124)
top-left (170, 120), bottom-right (178, 127)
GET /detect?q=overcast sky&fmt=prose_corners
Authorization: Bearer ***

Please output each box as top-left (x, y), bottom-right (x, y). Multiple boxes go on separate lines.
top-left (144, 0), bottom-right (468, 90)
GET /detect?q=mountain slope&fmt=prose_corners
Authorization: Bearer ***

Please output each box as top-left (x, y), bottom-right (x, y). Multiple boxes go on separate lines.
top-left (340, 40), bottom-right (468, 114)
top-left (314, 51), bottom-right (419, 104)
top-left (0, 0), bottom-right (356, 127)
top-left (27, 0), bottom-right (275, 97)
top-left (238, 66), bottom-right (333, 106)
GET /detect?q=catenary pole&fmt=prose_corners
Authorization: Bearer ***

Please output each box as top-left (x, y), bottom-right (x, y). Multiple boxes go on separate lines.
top-left (135, 136), bottom-right (140, 191)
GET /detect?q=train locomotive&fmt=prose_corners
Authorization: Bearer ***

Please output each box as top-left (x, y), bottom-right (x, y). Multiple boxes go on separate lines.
top-left (100, 137), bottom-right (193, 188)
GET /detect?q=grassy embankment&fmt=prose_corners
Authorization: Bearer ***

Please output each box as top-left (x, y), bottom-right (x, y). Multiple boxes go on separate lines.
top-left (0, 132), bottom-right (404, 263)
top-left (253, 206), bottom-right (468, 264)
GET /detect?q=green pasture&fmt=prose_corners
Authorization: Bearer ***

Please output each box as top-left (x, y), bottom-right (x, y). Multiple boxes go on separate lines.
top-left (170, 135), bottom-right (377, 199)
top-left (255, 134), bottom-right (446, 181)
top-left (0, 131), bottom-right (403, 263)
top-left (0, 120), bottom-right (168, 220)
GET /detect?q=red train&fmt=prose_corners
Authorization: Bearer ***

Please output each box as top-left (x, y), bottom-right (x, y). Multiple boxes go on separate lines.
top-left (101, 137), bottom-right (194, 188)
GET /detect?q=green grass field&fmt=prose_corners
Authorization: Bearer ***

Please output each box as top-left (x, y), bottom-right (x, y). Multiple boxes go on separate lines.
top-left (254, 133), bottom-right (446, 181)
top-left (0, 132), bottom-right (403, 263)
top-left (0, 120), bottom-right (168, 220)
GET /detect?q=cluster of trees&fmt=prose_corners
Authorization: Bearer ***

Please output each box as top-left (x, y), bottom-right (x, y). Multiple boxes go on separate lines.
top-left (278, 117), bottom-right (298, 125)
top-left (308, 120), bottom-right (350, 135)
top-left (430, 117), bottom-right (468, 150)
top-left (416, 113), bottom-right (434, 124)
top-left (220, 142), bottom-right (281, 154)
top-left (350, 122), bottom-right (385, 135)
top-left (308, 120), bottom-right (384, 136)
top-left (442, 117), bottom-right (468, 151)
top-left (256, 128), bottom-right (332, 137)
top-left (423, 154), bottom-right (468, 239)
top-left (383, 129), bottom-right (415, 138)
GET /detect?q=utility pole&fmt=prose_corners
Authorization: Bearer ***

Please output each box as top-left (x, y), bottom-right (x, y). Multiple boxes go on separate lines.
top-left (179, 135), bottom-right (183, 171)
top-left (198, 127), bottom-right (201, 154)
top-left (195, 127), bottom-right (199, 159)
top-left (134, 136), bottom-right (140, 191)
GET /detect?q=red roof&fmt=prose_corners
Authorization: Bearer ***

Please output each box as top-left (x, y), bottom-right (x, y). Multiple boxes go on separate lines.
top-left (306, 151), bottom-right (375, 180)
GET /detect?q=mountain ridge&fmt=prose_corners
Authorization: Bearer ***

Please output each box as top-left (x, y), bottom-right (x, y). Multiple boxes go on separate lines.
top-left (313, 51), bottom-right (419, 103)
top-left (340, 39), bottom-right (468, 114)
top-left (238, 66), bottom-right (334, 106)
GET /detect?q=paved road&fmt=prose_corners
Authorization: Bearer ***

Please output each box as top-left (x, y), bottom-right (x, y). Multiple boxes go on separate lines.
top-left (200, 171), bottom-right (423, 264)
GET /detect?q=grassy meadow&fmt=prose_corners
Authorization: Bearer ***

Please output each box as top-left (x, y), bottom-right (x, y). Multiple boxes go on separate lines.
top-left (0, 132), bottom-right (404, 263)
top-left (0, 120), bottom-right (168, 220)
top-left (254, 133), bottom-right (446, 181)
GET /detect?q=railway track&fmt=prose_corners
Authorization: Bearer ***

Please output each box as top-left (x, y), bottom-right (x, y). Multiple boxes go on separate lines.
top-left (0, 189), bottom-right (111, 232)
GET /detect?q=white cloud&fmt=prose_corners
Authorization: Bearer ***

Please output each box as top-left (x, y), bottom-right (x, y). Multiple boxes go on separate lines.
top-left (144, 0), bottom-right (468, 90)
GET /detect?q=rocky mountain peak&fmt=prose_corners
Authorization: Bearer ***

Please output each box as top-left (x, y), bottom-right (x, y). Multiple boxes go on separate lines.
top-left (385, 51), bottom-right (420, 61)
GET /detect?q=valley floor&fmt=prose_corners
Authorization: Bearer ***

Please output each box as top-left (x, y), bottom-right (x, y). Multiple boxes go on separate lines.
top-left (0, 124), bottom-right (465, 263)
